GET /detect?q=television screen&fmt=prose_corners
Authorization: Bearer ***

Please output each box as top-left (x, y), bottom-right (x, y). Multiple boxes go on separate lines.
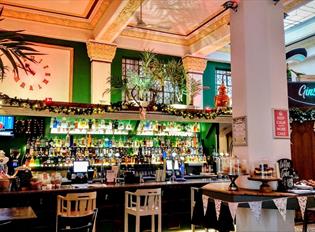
top-left (0, 116), bottom-right (14, 136)
top-left (73, 161), bottom-right (89, 173)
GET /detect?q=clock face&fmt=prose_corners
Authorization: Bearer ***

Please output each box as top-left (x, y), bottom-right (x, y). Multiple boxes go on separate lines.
top-left (14, 56), bottom-right (51, 91)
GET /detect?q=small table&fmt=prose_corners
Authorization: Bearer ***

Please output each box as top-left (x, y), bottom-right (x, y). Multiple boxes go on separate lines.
top-left (0, 206), bottom-right (37, 222)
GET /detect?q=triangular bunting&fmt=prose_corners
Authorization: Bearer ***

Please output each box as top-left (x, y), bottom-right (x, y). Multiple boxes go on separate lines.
top-left (228, 202), bottom-right (239, 221)
top-left (214, 199), bottom-right (222, 220)
top-left (249, 201), bottom-right (262, 222)
top-left (297, 196), bottom-right (307, 220)
top-left (273, 198), bottom-right (288, 221)
top-left (202, 195), bottom-right (209, 215)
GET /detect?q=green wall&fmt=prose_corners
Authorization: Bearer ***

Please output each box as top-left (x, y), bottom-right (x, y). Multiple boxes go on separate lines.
top-left (24, 35), bottom-right (91, 103)
top-left (203, 61), bottom-right (231, 108)
top-left (111, 48), bottom-right (180, 103)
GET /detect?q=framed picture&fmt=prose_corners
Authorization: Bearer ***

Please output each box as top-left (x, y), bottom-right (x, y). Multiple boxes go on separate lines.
top-left (0, 43), bottom-right (73, 102)
top-left (272, 109), bottom-right (290, 139)
top-left (232, 116), bottom-right (247, 146)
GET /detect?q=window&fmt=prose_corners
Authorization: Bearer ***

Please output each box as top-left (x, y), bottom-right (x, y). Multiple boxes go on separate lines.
top-left (215, 69), bottom-right (232, 98)
top-left (122, 58), bottom-right (180, 104)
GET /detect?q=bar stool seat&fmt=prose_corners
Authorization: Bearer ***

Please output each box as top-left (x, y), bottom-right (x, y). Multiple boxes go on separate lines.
top-left (124, 188), bottom-right (162, 232)
top-left (56, 192), bottom-right (97, 232)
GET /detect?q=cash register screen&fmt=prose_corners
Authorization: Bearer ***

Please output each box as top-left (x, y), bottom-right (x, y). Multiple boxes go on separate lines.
top-left (166, 160), bottom-right (179, 170)
top-left (73, 161), bottom-right (89, 173)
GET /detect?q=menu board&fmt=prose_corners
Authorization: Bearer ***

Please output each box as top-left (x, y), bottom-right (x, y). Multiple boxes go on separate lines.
top-left (272, 109), bottom-right (290, 139)
top-left (232, 116), bottom-right (247, 146)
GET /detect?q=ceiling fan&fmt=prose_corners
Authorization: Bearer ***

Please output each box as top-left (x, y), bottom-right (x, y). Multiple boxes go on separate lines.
top-left (134, 0), bottom-right (171, 30)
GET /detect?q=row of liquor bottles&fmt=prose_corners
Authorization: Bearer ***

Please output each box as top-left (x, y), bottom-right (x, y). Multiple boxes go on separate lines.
top-left (26, 134), bottom-right (200, 149)
top-left (26, 146), bottom-right (206, 168)
top-left (50, 118), bottom-right (200, 136)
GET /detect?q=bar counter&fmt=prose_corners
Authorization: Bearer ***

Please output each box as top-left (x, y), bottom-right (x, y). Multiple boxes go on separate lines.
top-left (0, 178), bottom-right (224, 232)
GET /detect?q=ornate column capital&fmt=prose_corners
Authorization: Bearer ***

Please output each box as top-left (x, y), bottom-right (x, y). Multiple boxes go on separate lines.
top-left (182, 55), bottom-right (207, 74)
top-left (86, 40), bottom-right (117, 62)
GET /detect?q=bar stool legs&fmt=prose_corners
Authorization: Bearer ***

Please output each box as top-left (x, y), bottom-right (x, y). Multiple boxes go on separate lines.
top-left (124, 211), bottom-right (128, 232)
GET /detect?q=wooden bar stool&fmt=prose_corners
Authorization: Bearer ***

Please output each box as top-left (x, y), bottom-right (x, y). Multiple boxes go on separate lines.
top-left (124, 188), bottom-right (162, 232)
top-left (56, 192), bottom-right (97, 232)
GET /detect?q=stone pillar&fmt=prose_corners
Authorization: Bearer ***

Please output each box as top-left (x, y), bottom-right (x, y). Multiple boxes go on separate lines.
top-left (230, 0), bottom-right (290, 164)
top-left (182, 55), bottom-right (207, 109)
top-left (86, 41), bottom-right (117, 104)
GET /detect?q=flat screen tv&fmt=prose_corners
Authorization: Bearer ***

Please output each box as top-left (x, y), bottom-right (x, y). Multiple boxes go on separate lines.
top-left (0, 116), bottom-right (14, 136)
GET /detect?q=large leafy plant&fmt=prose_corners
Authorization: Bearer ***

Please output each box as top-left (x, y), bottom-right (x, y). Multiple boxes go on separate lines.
top-left (0, 8), bottom-right (40, 81)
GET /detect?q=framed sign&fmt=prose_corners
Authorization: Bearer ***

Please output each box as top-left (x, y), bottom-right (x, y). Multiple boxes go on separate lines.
top-left (272, 109), bottom-right (290, 139)
top-left (0, 43), bottom-right (73, 102)
top-left (232, 116), bottom-right (247, 146)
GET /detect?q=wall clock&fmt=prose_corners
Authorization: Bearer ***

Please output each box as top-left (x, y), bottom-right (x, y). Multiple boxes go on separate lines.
top-left (14, 56), bottom-right (51, 91)
top-left (0, 43), bottom-right (73, 102)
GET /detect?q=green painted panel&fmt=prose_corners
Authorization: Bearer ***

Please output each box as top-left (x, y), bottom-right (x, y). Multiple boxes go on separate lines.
top-left (203, 61), bottom-right (230, 108)
top-left (24, 35), bottom-right (91, 103)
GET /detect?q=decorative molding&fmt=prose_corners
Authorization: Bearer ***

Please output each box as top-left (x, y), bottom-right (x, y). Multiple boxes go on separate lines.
top-left (284, 0), bottom-right (308, 12)
top-left (86, 41), bottom-right (117, 62)
top-left (2, 8), bottom-right (93, 30)
top-left (120, 29), bottom-right (186, 45)
top-left (120, 13), bottom-right (230, 48)
top-left (101, 0), bottom-right (140, 42)
top-left (2, 0), bottom-right (111, 30)
top-left (187, 14), bottom-right (230, 46)
top-left (182, 56), bottom-right (207, 74)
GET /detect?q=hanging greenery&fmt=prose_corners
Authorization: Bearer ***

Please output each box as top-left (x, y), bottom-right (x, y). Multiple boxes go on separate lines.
top-left (0, 93), bottom-right (232, 120)
top-left (289, 108), bottom-right (315, 123)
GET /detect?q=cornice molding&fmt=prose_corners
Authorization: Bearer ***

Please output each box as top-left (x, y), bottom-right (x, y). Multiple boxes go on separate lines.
top-left (86, 41), bottom-right (117, 62)
top-left (100, 0), bottom-right (139, 42)
top-left (2, 8), bottom-right (92, 30)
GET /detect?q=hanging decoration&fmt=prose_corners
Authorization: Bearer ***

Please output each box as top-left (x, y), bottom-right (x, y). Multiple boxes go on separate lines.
top-left (249, 201), bottom-right (262, 222)
top-left (297, 196), bottom-right (307, 220)
top-left (273, 198), bottom-right (288, 221)
top-left (202, 195), bottom-right (310, 225)
top-left (0, 93), bottom-right (232, 120)
top-left (289, 108), bottom-right (315, 123)
top-left (202, 195), bottom-right (209, 215)
top-left (228, 202), bottom-right (239, 221)
top-left (214, 199), bottom-right (222, 220)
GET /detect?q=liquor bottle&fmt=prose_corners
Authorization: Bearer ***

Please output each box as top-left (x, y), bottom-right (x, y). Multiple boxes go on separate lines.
top-left (65, 132), bottom-right (70, 147)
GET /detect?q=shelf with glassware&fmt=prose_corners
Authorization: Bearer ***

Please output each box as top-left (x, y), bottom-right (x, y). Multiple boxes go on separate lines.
top-left (25, 118), bottom-right (205, 170)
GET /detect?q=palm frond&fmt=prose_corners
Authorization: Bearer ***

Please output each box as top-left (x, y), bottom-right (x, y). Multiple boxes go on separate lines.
top-left (0, 26), bottom-right (42, 80)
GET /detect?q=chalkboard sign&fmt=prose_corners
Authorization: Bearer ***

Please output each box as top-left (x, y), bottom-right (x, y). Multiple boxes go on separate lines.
top-left (277, 158), bottom-right (293, 190)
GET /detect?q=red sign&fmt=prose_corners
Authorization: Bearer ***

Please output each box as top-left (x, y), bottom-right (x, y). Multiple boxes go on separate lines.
top-left (273, 109), bottom-right (289, 138)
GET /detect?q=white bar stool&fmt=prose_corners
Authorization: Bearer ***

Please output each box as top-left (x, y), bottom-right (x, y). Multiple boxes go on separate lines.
top-left (124, 188), bottom-right (162, 232)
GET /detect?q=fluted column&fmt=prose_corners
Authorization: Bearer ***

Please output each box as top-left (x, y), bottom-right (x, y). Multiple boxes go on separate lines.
top-left (86, 40), bottom-right (117, 104)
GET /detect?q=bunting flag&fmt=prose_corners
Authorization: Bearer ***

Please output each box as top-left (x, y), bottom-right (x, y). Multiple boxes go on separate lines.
top-left (273, 198), bottom-right (288, 221)
top-left (214, 199), bottom-right (222, 220)
top-left (249, 201), bottom-right (262, 222)
top-left (202, 195), bottom-right (209, 215)
top-left (297, 196), bottom-right (308, 220)
top-left (228, 202), bottom-right (239, 221)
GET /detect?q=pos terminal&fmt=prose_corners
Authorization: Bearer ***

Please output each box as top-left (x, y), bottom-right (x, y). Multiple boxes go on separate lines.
top-left (68, 161), bottom-right (93, 183)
